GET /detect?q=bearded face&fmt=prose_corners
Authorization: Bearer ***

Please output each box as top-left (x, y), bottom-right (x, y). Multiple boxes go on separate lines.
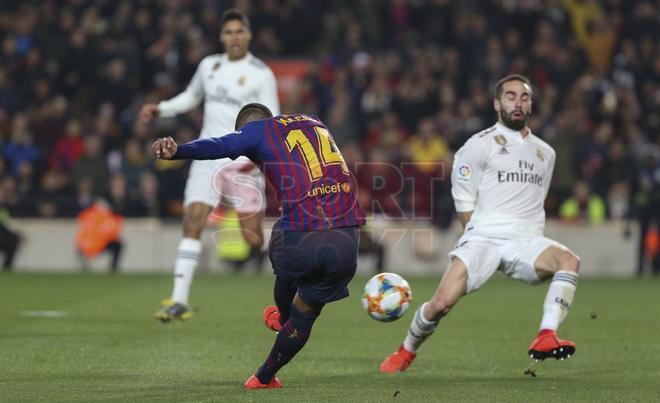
top-left (495, 80), bottom-right (533, 131)
top-left (499, 105), bottom-right (531, 131)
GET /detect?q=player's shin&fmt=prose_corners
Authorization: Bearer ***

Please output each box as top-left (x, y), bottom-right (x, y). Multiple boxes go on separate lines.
top-left (402, 302), bottom-right (440, 353)
top-left (539, 270), bottom-right (578, 331)
top-left (171, 238), bottom-right (202, 305)
top-left (256, 306), bottom-right (317, 384)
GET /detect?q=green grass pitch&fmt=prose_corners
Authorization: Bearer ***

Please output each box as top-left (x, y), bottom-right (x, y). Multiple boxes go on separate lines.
top-left (1, 272), bottom-right (659, 402)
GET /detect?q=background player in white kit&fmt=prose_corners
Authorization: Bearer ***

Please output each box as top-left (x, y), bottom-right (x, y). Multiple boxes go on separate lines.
top-left (380, 74), bottom-right (581, 372)
top-left (139, 9), bottom-right (280, 322)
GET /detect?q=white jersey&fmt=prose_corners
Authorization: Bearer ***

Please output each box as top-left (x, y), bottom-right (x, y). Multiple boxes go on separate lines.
top-left (451, 122), bottom-right (556, 238)
top-left (158, 52), bottom-right (280, 144)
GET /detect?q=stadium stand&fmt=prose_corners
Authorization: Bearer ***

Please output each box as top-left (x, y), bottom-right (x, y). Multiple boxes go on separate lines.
top-left (0, 0), bottom-right (657, 230)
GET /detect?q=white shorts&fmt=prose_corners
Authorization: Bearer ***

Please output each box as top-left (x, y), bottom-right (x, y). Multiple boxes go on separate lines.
top-left (183, 159), bottom-right (266, 213)
top-left (448, 233), bottom-right (562, 293)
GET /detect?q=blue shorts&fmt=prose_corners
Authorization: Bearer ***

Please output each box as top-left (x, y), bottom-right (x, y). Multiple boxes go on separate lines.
top-left (268, 222), bottom-right (360, 305)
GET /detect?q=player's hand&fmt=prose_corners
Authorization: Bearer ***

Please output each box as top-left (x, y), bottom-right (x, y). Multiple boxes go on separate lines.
top-left (140, 103), bottom-right (160, 124)
top-left (152, 137), bottom-right (177, 159)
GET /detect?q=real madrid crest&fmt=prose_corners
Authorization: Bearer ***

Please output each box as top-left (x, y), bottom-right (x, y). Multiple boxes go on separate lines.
top-left (536, 148), bottom-right (544, 161)
top-left (209, 62), bottom-right (221, 79)
top-left (238, 76), bottom-right (246, 86)
top-left (494, 134), bottom-right (508, 154)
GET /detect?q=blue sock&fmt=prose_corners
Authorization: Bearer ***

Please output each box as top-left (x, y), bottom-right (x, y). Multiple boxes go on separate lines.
top-left (256, 305), bottom-right (317, 384)
top-left (273, 277), bottom-right (297, 325)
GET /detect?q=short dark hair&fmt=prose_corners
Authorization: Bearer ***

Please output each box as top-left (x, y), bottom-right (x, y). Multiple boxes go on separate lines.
top-left (494, 74), bottom-right (533, 99)
top-left (221, 8), bottom-right (250, 31)
top-left (235, 103), bottom-right (273, 130)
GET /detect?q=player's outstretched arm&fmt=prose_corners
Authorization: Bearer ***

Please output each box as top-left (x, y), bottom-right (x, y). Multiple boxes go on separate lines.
top-left (140, 103), bottom-right (160, 124)
top-left (154, 121), bottom-right (263, 161)
top-left (140, 60), bottom-right (205, 124)
top-left (152, 137), bottom-right (178, 160)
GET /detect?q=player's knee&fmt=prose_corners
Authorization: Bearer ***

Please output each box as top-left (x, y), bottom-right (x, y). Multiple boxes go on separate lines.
top-left (558, 250), bottom-right (580, 273)
top-left (427, 297), bottom-right (454, 320)
top-left (183, 211), bottom-right (206, 235)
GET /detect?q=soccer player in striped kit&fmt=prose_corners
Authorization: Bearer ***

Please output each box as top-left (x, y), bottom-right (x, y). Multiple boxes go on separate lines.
top-left (152, 103), bottom-right (365, 388)
top-left (140, 9), bottom-right (280, 321)
top-left (380, 75), bottom-right (581, 372)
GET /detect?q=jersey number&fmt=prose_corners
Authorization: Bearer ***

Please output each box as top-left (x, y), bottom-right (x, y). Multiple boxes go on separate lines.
top-left (285, 126), bottom-right (349, 181)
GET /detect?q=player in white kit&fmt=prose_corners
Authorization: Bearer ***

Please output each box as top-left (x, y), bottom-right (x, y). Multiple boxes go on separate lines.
top-left (139, 9), bottom-right (280, 322)
top-left (380, 75), bottom-right (581, 371)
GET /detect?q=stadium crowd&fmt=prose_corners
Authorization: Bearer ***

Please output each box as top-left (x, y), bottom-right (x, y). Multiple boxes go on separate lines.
top-left (0, 0), bottom-right (658, 229)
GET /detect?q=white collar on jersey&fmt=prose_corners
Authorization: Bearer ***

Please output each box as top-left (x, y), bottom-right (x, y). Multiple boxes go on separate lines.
top-left (222, 52), bottom-right (253, 64)
top-left (495, 122), bottom-right (532, 143)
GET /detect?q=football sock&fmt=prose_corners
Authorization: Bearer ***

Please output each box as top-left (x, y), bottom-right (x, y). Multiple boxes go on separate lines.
top-left (403, 302), bottom-right (439, 353)
top-left (539, 270), bottom-right (578, 332)
top-left (171, 238), bottom-right (202, 305)
top-left (273, 277), bottom-right (297, 325)
top-left (256, 305), bottom-right (317, 384)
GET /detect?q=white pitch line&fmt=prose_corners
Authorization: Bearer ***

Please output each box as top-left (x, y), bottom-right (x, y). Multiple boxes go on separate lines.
top-left (19, 310), bottom-right (68, 318)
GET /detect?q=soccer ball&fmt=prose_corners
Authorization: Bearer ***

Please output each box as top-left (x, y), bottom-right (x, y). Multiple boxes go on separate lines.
top-left (361, 273), bottom-right (412, 322)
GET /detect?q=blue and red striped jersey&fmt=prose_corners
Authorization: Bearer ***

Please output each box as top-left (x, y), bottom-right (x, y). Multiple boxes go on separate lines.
top-left (174, 114), bottom-right (365, 230)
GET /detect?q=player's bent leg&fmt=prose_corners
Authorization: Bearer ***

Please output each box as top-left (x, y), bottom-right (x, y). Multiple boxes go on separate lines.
top-left (424, 257), bottom-right (470, 321)
top-left (381, 258), bottom-right (468, 373)
top-left (530, 244), bottom-right (580, 360)
top-left (238, 211), bottom-right (266, 271)
top-left (251, 294), bottom-right (323, 387)
top-left (156, 202), bottom-right (212, 322)
top-left (534, 244), bottom-right (580, 280)
top-left (263, 276), bottom-right (297, 332)
top-left (182, 202), bottom-right (214, 239)
top-left (237, 211), bottom-right (264, 249)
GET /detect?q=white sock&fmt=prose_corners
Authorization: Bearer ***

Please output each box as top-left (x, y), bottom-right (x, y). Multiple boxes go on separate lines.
top-left (539, 270), bottom-right (578, 331)
top-left (171, 238), bottom-right (202, 306)
top-left (403, 302), bottom-right (440, 353)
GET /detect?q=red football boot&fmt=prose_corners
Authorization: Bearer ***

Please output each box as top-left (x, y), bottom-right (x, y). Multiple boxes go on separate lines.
top-left (528, 329), bottom-right (576, 361)
top-left (263, 305), bottom-right (282, 332)
top-left (244, 374), bottom-right (283, 389)
top-left (379, 345), bottom-right (416, 373)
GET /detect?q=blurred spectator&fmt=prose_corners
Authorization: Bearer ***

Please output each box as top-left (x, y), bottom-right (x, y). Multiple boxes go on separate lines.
top-left (109, 173), bottom-right (135, 217)
top-left (72, 135), bottom-right (110, 199)
top-left (405, 117), bottom-right (451, 223)
top-left (559, 180), bottom-right (606, 225)
top-left (137, 172), bottom-right (160, 217)
top-left (14, 161), bottom-right (37, 216)
top-left (0, 0), bottom-right (656, 226)
top-left (75, 177), bottom-right (95, 212)
top-left (4, 114), bottom-right (39, 176)
top-left (632, 151), bottom-right (660, 276)
top-left (119, 138), bottom-right (151, 193)
top-left (75, 199), bottom-right (123, 273)
top-left (49, 119), bottom-right (85, 172)
top-left (34, 168), bottom-right (74, 217)
top-left (607, 181), bottom-right (630, 221)
top-left (0, 178), bottom-right (21, 271)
